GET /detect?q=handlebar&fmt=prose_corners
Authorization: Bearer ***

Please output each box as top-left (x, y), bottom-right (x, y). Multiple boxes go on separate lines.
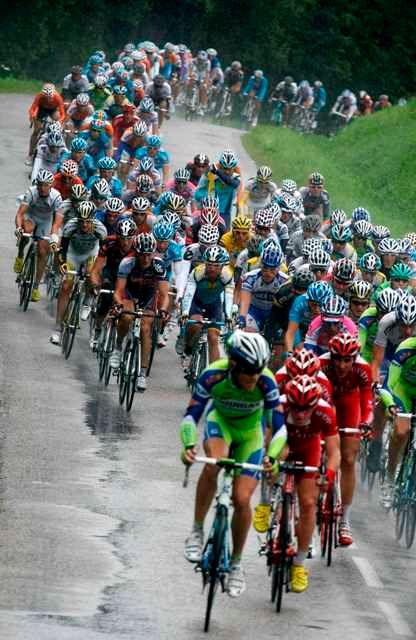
top-left (338, 428), bottom-right (361, 434)
top-left (21, 232), bottom-right (50, 241)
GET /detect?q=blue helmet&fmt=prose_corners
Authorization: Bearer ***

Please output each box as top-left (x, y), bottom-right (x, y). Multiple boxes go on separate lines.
top-left (89, 54), bottom-right (102, 66)
top-left (153, 220), bottom-right (175, 241)
top-left (351, 207), bottom-right (371, 223)
top-left (147, 134), bottom-right (161, 148)
top-left (261, 242), bottom-right (283, 268)
top-left (97, 156), bottom-right (117, 170)
top-left (306, 281), bottom-right (333, 303)
top-left (71, 137), bottom-right (88, 152)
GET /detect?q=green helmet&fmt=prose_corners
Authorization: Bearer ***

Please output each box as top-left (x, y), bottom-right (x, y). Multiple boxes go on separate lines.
top-left (389, 262), bottom-right (412, 281)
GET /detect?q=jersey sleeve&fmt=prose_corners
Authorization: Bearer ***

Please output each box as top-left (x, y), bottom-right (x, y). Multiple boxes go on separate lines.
top-left (117, 256), bottom-right (135, 279)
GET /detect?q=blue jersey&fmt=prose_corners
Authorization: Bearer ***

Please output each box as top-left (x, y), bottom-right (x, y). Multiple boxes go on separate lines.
top-left (136, 146), bottom-right (171, 170)
top-left (79, 131), bottom-right (112, 166)
top-left (156, 240), bottom-right (183, 277)
top-left (87, 174), bottom-right (123, 198)
top-left (243, 76), bottom-right (268, 101)
top-left (59, 151), bottom-right (95, 182)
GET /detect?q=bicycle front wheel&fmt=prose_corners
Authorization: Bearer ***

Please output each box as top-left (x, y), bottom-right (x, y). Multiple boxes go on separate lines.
top-left (19, 250), bottom-right (35, 311)
top-left (146, 316), bottom-right (160, 376)
top-left (274, 493), bottom-right (290, 612)
top-left (125, 338), bottom-right (140, 412)
top-left (62, 292), bottom-right (80, 359)
top-left (204, 508), bottom-right (227, 633)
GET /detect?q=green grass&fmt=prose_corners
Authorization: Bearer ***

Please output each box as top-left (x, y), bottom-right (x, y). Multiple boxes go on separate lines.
top-left (0, 77), bottom-right (44, 94)
top-left (243, 101), bottom-right (416, 236)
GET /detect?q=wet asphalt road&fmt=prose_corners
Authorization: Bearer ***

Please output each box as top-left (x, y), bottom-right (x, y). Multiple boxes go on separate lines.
top-left (0, 95), bottom-right (415, 639)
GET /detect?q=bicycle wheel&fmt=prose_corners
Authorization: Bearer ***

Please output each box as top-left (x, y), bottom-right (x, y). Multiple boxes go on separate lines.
top-left (270, 501), bottom-right (282, 602)
top-left (146, 316), bottom-right (160, 376)
top-left (196, 341), bottom-right (207, 380)
top-left (204, 507), bottom-right (227, 633)
top-left (61, 292), bottom-right (80, 360)
top-left (405, 503), bottom-right (416, 548)
top-left (395, 504), bottom-right (406, 542)
top-left (19, 249), bottom-right (35, 311)
top-left (125, 338), bottom-right (140, 412)
top-left (274, 493), bottom-right (290, 612)
top-left (359, 441), bottom-right (368, 484)
top-left (104, 322), bottom-right (116, 386)
top-left (98, 320), bottom-right (115, 383)
top-left (118, 340), bottom-right (130, 405)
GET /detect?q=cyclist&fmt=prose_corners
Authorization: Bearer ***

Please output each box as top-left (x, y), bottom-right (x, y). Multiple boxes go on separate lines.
top-left (328, 257), bottom-right (356, 299)
top-left (115, 120), bottom-right (148, 183)
top-left (95, 197), bottom-right (126, 235)
top-left (376, 237), bottom-right (400, 278)
top-left (269, 76), bottom-right (297, 126)
top-left (359, 288), bottom-right (402, 364)
top-left (27, 84), bottom-right (66, 162)
top-left (103, 85), bottom-right (130, 120)
top-left (164, 168), bottom-right (196, 211)
top-left (87, 157), bottom-right (123, 198)
top-left (356, 252), bottom-right (386, 292)
top-left (126, 196), bottom-right (154, 232)
top-left (330, 223), bottom-right (357, 263)
top-left (185, 153), bottom-right (210, 187)
top-left (238, 243), bottom-right (288, 332)
top-left (320, 333), bottom-right (373, 545)
top-left (242, 70), bottom-right (268, 127)
top-left (287, 215), bottom-right (325, 260)
top-left (291, 80), bottom-right (314, 127)
top-left (281, 375), bottom-right (339, 592)
top-left (304, 294), bottom-right (357, 355)
top-left (112, 103), bottom-right (141, 147)
top-left (275, 349), bottom-right (333, 402)
top-left (135, 135), bottom-right (171, 185)
top-left (299, 172), bottom-right (330, 220)
top-left (89, 75), bottom-right (112, 110)
top-left (137, 97), bottom-right (159, 135)
top-left (62, 66), bottom-right (89, 105)
top-left (79, 119), bottom-right (112, 167)
top-left (50, 201), bottom-right (107, 345)
top-left (124, 173), bottom-right (157, 208)
top-left (145, 74), bottom-right (172, 125)
top-left (83, 54), bottom-right (105, 83)
top-left (358, 91), bottom-right (373, 115)
top-left (14, 169), bottom-right (64, 300)
top-left (284, 280), bottom-right (333, 355)
top-left (243, 166), bottom-right (277, 215)
top-left (351, 220), bottom-right (374, 259)
top-left (312, 81), bottom-right (327, 120)
top-left (347, 280), bottom-right (372, 323)
top-left (330, 89), bottom-right (357, 125)
top-left (180, 245), bottom-right (233, 365)
top-left (288, 237), bottom-right (324, 276)
top-left (180, 330), bottom-right (287, 597)
top-left (190, 203), bottom-right (226, 243)
top-left (274, 192), bottom-right (303, 237)
top-left (90, 178), bottom-right (111, 214)
top-left (52, 159), bottom-right (83, 200)
top-left (89, 217), bottom-right (137, 349)
top-left (321, 208), bottom-right (347, 238)
top-left (194, 151), bottom-right (241, 228)
top-left (31, 130), bottom-right (67, 184)
top-left (61, 183), bottom-right (89, 224)
top-left (59, 137), bottom-right (96, 183)
top-left (374, 94), bottom-right (392, 111)
top-left (65, 93), bottom-right (94, 139)
top-left (375, 262), bottom-right (413, 297)
top-left (188, 50), bottom-right (211, 116)
top-left (110, 232), bottom-right (170, 391)
top-left (220, 216), bottom-right (252, 267)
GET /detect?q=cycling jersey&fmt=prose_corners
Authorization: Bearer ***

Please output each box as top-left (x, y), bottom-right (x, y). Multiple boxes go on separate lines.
top-left (66, 101), bottom-right (94, 125)
top-left (220, 230), bottom-right (252, 265)
top-left (288, 293), bottom-right (317, 339)
top-left (224, 68), bottom-right (244, 89)
top-left (136, 146), bottom-right (171, 172)
top-left (117, 255), bottom-right (167, 304)
top-left (374, 311), bottom-right (416, 360)
top-left (275, 366), bottom-right (333, 403)
top-left (195, 169), bottom-right (241, 227)
top-left (61, 217), bottom-right (107, 259)
top-left (241, 268), bottom-right (288, 311)
top-left (88, 87), bottom-right (112, 110)
top-left (31, 142), bottom-right (68, 183)
top-left (23, 186), bottom-right (63, 222)
top-left (304, 316), bottom-right (358, 355)
top-left (332, 242), bottom-right (357, 263)
top-left (243, 76), bottom-right (268, 101)
top-left (299, 187), bottom-right (330, 219)
top-left (182, 263), bottom-right (234, 317)
top-left (129, 166), bottom-right (162, 190)
top-left (86, 174), bottom-right (123, 199)
top-left (112, 115), bottom-right (141, 146)
top-left (358, 306), bottom-right (380, 363)
top-left (145, 81), bottom-right (172, 103)
top-left (190, 216), bottom-right (226, 244)
top-left (78, 130), bottom-right (112, 166)
top-left (52, 174), bottom-right (83, 200)
top-left (244, 178), bottom-right (277, 210)
top-left (59, 151), bottom-right (95, 183)
top-left (62, 73), bottom-right (90, 100)
top-left (164, 179), bottom-right (195, 204)
top-left (98, 236), bottom-right (132, 282)
top-left (155, 239), bottom-right (183, 277)
top-left (380, 337), bottom-right (416, 412)
top-left (95, 211), bottom-right (118, 235)
top-left (29, 93), bottom-right (65, 122)
top-left (272, 81), bottom-right (297, 102)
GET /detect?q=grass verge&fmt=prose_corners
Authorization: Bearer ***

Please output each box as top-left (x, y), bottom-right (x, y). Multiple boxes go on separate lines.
top-left (0, 77), bottom-right (43, 94)
top-left (243, 101), bottom-right (416, 236)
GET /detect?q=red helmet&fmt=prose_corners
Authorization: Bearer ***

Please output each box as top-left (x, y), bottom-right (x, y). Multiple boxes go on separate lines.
top-left (328, 332), bottom-right (360, 358)
top-left (200, 206), bottom-right (220, 226)
top-left (286, 349), bottom-right (321, 378)
top-left (285, 375), bottom-right (321, 409)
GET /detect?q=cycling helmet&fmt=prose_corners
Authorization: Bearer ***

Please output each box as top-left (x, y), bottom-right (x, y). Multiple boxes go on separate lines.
top-left (76, 93), bottom-right (90, 106)
top-left (71, 137), bottom-right (88, 152)
top-left (174, 168), bottom-right (191, 182)
top-left (200, 207), bottom-right (220, 226)
top-left (264, 202), bottom-right (281, 219)
top-left (292, 270), bottom-right (315, 291)
top-left (133, 121), bottom-right (148, 136)
top-left (359, 252), bottom-right (382, 273)
top-left (275, 192), bottom-right (298, 214)
top-left (372, 225), bottom-right (391, 241)
top-left (71, 65), bottom-right (82, 74)
top-left (97, 156), bottom-right (116, 171)
top-left (147, 134), bottom-right (161, 148)
top-left (60, 159), bottom-right (78, 177)
top-left (246, 235), bottom-right (264, 258)
top-left (116, 217), bottom-right (137, 237)
top-left (202, 195), bottom-right (220, 209)
top-left (92, 109), bottom-right (108, 121)
top-left (398, 238), bottom-right (413, 256)
top-left (71, 183), bottom-right (89, 201)
top-left (302, 237), bottom-right (322, 257)
top-left (106, 197), bottom-right (125, 214)
top-left (390, 262), bottom-right (412, 281)
top-left (166, 193), bottom-right (185, 212)
top-left (405, 232), bottom-right (416, 247)
top-left (47, 131), bottom-right (63, 147)
top-left (164, 42), bottom-right (175, 53)
top-left (90, 118), bottom-right (105, 131)
top-left (377, 237), bottom-right (400, 255)
top-left (153, 74), bottom-right (165, 88)
top-left (321, 238), bottom-right (333, 255)
top-left (328, 332), bottom-right (360, 357)
top-left (136, 174), bottom-right (154, 192)
top-left (161, 211), bottom-right (181, 230)
top-left (351, 207), bottom-right (371, 223)
top-left (198, 224), bottom-right (220, 245)
top-left (302, 214), bottom-right (321, 233)
top-left (330, 209), bottom-right (347, 226)
top-left (207, 48), bottom-right (217, 56)
top-left (352, 220), bottom-right (373, 238)
top-left (219, 150), bottom-right (238, 169)
top-left (124, 43), bottom-right (135, 53)
top-left (257, 166), bottom-right (273, 183)
top-left (197, 50), bottom-right (208, 61)
top-left (281, 179), bottom-right (297, 194)
top-left (121, 56), bottom-right (134, 70)
top-left (46, 122), bottom-right (62, 135)
top-left (194, 153), bottom-right (209, 167)
top-left (321, 294), bottom-right (347, 320)
top-left (94, 75), bottom-right (107, 88)
top-left (349, 280), bottom-right (372, 300)
top-left (332, 258), bottom-right (355, 282)
top-left (309, 248), bottom-right (331, 269)
top-left (203, 245), bottom-right (229, 264)
top-left (131, 196), bottom-right (150, 213)
top-left (331, 223), bottom-right (352, 243)
top-left (306, 281), bottom-right (333, 303)
top-left (134, 232), bottom-right (156, 254)
top-left (153, 220), bottom-right (175, 241)
top-left (309, 172), bottom-right (324, 186)
top-left (89, 54), bottom-right (102, 66)
top-left (42, 83), bottom-right (55, 98)
top-left (231, 61), bottom-right (242, 70)
top-left (285, 375), bottom-right (321, 408)
top-left (113, 84), bottom-right (128, 96)
top-left (91, 178), bottom-right (110, 199)
top-left (375, 288), bottom-right (402, 313)
top-left (77, 201), bottom-right (96, 220)
top-left (286, 349), bottom-right (321, 378)
top-left (254, 208), bottom-right (275, 228)
top-left (396, 295), bottom-right (416, 325)
top-left (261, 243), bottom-right (283, 268)
top-left (232, 215), bottom-right (252, 231)
top-left (139, 97), bottom-right (155, 112)
top-left (226, 329), bottom-right (270, 371)
top-left (36, 169), bottom-right (54, 185)
top-left (112, 61), bottom-right (125, 72)
top-left (254, 70), bottom-right (263, 79)
top-left (140, 156), bottom-right (154, 172)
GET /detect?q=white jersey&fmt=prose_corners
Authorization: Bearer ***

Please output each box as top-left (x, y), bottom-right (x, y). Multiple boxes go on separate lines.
top-left (241, 268), bottom-right (288, 311)
top-left (23, 186), bottom-right (63, 221)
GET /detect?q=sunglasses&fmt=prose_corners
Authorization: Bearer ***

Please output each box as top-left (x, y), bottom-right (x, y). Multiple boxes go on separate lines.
top-left (332, 355), bottom-right (354, 363)
top-left (350, 299), bottom-right (369, 306)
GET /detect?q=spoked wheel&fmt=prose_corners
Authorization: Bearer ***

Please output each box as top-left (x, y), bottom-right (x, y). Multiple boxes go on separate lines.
top-left (204, 509), bottom-right (227, 633)
top-left (270, 504), bottom-right (282, 603)
top-left (125, 338), bottom-right (140, 412)
top-left (395, 503), bottom-right (406, 542)
top-left (18, 250), bottom-right (35, 311)
top-left (405, 503), bottom-right (416, 548)
top-left (274, 493), bottom-right (290, 612)
top-left (320, 490), bottom-right (336, 567)
top-left (61, 293), bottom-right (80, 359)
top-left (98, 320), bottom-right (116, 384)
top-left (147, 316), bottom-right (160, 376)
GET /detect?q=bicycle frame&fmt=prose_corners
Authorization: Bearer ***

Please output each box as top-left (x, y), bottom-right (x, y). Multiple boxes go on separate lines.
top-left (17, 231), bottom-right (50, 311)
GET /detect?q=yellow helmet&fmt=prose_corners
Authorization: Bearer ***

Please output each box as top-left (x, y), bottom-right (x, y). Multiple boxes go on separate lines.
top-left (232, 215), bottom-right (252, 231)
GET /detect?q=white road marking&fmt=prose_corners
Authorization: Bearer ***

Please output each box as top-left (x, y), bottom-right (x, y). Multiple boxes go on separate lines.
top-left (377, 601), bottom-right (413, 637)
top-left (352, 556), bottom-right (383, 588)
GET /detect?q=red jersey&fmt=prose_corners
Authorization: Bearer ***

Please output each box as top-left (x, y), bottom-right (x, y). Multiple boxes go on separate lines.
top-left (112, 114), bottom-right (140, 146)
top-left (275, 366), bottom-right (333, 403)
top-left (52, 174), bottom-right (83, 200)
top-left (29, 92), bottom-right (65, 122)
top-left (319, 353), bottom-right (373, 427)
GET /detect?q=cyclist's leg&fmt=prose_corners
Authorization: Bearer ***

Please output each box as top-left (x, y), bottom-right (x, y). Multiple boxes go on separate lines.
top-left (29, 118), bottom-right (42, 157)
top-left (114, 297), bottom-right (134, 347)
top-left (386, 379), bottom-right (414, 477)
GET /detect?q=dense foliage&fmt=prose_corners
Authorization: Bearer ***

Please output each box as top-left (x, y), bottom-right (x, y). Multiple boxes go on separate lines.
top-left (2, 0), bottom-right (415, 99)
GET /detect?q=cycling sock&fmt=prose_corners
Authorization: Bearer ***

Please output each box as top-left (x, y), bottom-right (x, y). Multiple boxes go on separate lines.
top-left (342, 504), bottom-right (351, 523)
top-left (293, 550), bottom-right (307, 566)
top-left (230, 554), bottom-right (242, 565)
top-left (140, 367), bottom-right (147, 376)
top-left (193, 521), bottom-right (204, 534)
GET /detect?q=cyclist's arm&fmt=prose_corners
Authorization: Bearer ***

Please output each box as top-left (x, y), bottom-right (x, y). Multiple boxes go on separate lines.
top-left (157, 279), bottom-right (170, 313)
top-left (359, 367), bottom-right (374, 425)
top-left (50, 208), bottom-right (64, 236)
top-left (371, 344), bottom-right (385, 383)
top-left (324, 434), bottom-right (341, 475)
top-left (89, 254), bottom-right (106, 287)
top-left (284, 320), bottom-right (299, 353)
top-left (358, 322), bottom-right (368, 355)
top-left (379, 361), bottom-right (401, 411)
top-left (238, 288), bottom-right (251, 317)
top-left (114, 276), bottom-right (127, 306)
top-left (16, 202), bottom-right (29, 228)
top-left (181, 271), bottom-right (197, 315)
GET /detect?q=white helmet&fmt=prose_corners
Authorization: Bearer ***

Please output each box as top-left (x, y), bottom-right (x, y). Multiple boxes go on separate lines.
top-left (198, 224), bottom-right (220, 245)
top-left (226, 329), bottom-right (270, 370)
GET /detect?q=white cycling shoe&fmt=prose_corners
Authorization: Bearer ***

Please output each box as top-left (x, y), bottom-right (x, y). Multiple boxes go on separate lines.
top-left (184, 530), bottom-right (203, 563)
top-left (109, 348), bottom-right (122, 369)
top-left (50, 331), bottom-right (62, 346)
top-left (227, 563), bottom-right (246, 598)
top-left (136, 373), bottom-right (147, 392)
